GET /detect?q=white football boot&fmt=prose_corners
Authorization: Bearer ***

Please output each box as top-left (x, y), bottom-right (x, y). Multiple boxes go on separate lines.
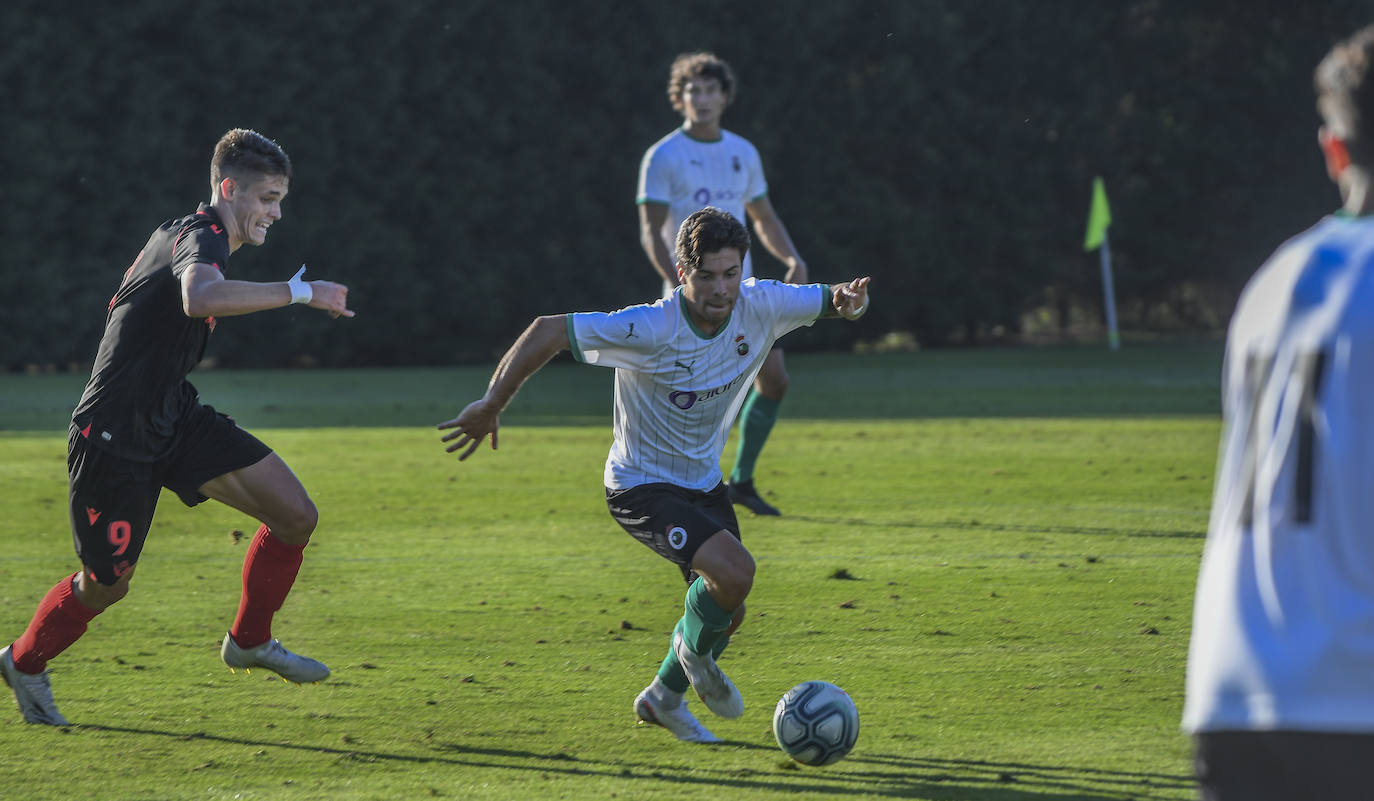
top-left (671, 630), bottom-right (744, 719)
top-left (634, 688), bottom-right (720, 743)
top-left (221, 634), bottom-right (329, 684)
top-left (0, 645), bottom-right (68, 725)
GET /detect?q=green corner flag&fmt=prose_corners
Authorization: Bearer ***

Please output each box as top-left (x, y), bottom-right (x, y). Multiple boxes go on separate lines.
top-left (1083, 176), bottom-right (1112, 251)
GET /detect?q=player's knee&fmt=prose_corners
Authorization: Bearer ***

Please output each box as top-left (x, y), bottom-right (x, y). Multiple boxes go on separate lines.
top-left (104, 581), bottom-right (132, 606)
top-left (739, 552), bottom-right (757, 589)
top-left (756, 369), bottom-right (789, 398)
top-left (694, 533), bottom-right (755, 607)
top-left (273, 498), bottom-right (318, 543)
top-left (721, 552), bottom-right (756, 604)
top-left (76, 571), bottom-right (133, 611)
top-left (299, 499), bottom-right (319, 534)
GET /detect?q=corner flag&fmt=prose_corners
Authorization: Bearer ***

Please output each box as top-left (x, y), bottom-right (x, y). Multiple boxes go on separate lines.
top-left (1083, 176), bottom-right (1120, 350)
top-left (1083, 176), bottom-right (1112, 251)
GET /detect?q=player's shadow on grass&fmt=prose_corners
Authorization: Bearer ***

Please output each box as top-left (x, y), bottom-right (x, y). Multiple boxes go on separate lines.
top-left (787, 514), bottom-right (1205, 540)
top-left (841, 752), bottom-right (1192, 798)
top-left (80, 723), bottom-right (1189, 799)
top-left (702, 741), bottom-right (1190, 799)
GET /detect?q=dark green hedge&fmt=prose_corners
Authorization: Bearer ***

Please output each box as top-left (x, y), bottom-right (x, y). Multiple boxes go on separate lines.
top-left (2, 1), bottom-right (1367, 368)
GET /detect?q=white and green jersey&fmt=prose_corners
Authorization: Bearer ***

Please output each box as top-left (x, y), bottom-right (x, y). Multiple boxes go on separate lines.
top-left (637, 126), bottom-right (768, 289)
top-left (1183, 215), bottom-right (1374, 734)
top-left (568, 278), bottom-right (826, 491)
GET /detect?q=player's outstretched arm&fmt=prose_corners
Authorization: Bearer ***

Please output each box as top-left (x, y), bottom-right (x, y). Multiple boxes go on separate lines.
top-left (823, 277), bottom-right (871, 320)
top-left (437, 314), bottom-right (570, 461)
top-left (181, 264), bottom-right (354, 319)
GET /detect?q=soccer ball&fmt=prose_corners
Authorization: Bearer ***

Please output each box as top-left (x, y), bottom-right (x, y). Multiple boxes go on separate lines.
top-left (772, 680), bottom-right (859, 766)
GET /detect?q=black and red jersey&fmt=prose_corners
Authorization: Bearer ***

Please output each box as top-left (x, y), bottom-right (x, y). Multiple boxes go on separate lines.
top-left (71, 203), bottom-right (231, 461)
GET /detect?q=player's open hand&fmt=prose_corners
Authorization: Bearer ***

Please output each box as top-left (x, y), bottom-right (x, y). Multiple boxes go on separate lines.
top-left (437, 398), bottom-right (501, 460)
top-left (833, 277), bottom-right (871, 320)
top-left (307, 281), bottom-right (355, 319)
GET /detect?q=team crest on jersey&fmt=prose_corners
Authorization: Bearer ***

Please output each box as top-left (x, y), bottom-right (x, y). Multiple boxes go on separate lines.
top-left (732, 156), bottom-right (741, 173)
top-left (735, 335), bottom-right (749, 356)
top-left (667, 526), bottom-right (688, 550)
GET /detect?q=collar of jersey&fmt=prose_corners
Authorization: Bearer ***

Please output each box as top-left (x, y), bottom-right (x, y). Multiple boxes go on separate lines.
top-left (197, 202), bottom-right (227, 228)
top-left (679, 125), bottom-right (723, 144)
top-left (677, 288), bottom-right (732, 340)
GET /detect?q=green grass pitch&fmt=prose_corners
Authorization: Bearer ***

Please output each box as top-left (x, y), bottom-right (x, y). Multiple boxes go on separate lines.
top-left (0, 344), bottom-right (1220, 800)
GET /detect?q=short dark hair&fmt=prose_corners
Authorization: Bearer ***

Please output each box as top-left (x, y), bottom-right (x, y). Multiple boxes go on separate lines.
top-left (1316, 26), bottom-right (1374, 164)
top-left (210, 128), bottom-right (292, 193)
top-left (675, 207), bottom-right (750, 273)
top-left (667, 52), bottom-right (737, 114)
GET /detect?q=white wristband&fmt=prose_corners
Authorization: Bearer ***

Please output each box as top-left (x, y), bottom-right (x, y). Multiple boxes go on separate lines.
top-left (287, 265), bottom-right (313, 305)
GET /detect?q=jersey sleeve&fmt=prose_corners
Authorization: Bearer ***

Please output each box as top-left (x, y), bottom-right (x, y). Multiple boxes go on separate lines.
top-left (637, 142), bottom-right (674, 206)
top-left (170, 220), bottom-right (229, 278)
top-left (747, 279), bottom-right (827, 337)
top-left (744, 140), bottom-right (768, 203)
top-left (567, 304), bottom-right (661, 369)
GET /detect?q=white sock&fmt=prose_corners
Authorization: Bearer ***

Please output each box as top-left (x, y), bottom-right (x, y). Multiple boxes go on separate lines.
top-left (649, 675), bottom-right (684, 706)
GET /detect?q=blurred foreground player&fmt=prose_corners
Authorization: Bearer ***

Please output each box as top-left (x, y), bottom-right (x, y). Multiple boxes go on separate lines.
top-left (1182, 25), bottom-right (1374, 799)
top-left (1, 128), bottom-right (353, 725)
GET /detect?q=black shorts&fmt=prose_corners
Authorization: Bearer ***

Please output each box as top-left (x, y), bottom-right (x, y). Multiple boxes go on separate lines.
top-left (1194, 731), bottom-right (1374, 800)
top-left (606, 482), bottom-right (741, 583)
top-left (67, 404), bottom-right (271, 585)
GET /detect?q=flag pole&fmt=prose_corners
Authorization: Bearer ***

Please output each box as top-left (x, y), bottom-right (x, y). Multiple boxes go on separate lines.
top-left (1099, 229), bottom-right (1120, 351)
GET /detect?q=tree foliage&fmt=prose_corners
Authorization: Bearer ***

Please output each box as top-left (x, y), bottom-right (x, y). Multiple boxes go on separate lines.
top-left (1, 0), bottom-right (1367, 367)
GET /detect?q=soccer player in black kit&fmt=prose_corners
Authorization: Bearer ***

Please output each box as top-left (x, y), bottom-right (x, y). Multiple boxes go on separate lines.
top-left (0, 129), bottom-right (354, 725)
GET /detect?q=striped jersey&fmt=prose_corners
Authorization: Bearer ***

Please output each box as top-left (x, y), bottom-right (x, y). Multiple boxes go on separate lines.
top-left (1183, 214), bottom-right (1374, 734)
top-left (568, 278), bottom-right (826, 491)
top-left (637, 126), bottom-right (768, 286)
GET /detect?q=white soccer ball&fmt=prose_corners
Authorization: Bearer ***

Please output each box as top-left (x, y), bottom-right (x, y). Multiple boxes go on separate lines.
top-left (772, 680), bottom-right (859, 766)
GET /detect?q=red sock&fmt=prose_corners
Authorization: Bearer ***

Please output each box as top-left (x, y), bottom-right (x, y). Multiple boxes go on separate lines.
top-left (230, 525), bottom-right (306, 649)
top-left (11, 572), bottom-right (101, 674)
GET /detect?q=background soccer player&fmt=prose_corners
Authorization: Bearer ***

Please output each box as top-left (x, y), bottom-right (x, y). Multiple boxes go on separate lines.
top-left (440, 207), bottom-right (869, 743)
top-left (637, 52), bottom-right (809, 516)
top-left (0, 129), bottom-right (354, 726)
top-left (1181, 25), bottom-right (1374, 799)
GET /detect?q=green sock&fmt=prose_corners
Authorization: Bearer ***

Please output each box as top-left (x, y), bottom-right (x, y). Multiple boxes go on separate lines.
top-left (655, 622), bottom-right (735, 694)
top-left (656, 619), bottom-right (690, 693)
top-left (682, 576), bottom-right (734, 653)
top-left (730, 390), bottom-right (781, 484)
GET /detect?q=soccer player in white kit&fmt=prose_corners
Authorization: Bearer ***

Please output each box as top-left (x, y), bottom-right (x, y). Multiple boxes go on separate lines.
top-left (637, 52), bottom-right (809, 517)
top-left (1182, 25), bottom-right (1374, 799)
top-left (439, 208), bottom-right (870, 742)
